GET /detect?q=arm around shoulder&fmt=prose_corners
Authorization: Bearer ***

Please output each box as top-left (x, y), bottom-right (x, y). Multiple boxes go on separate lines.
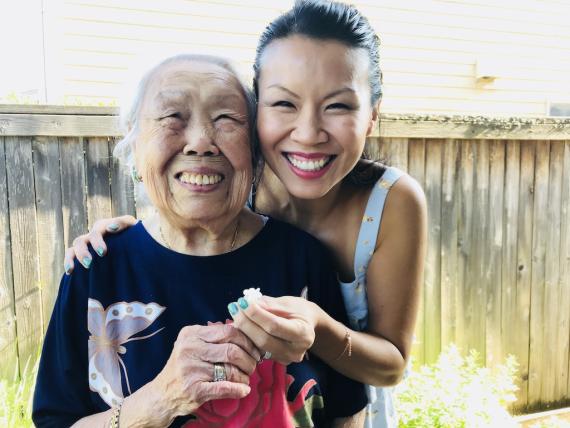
top-left (311, 173), bottom-right (427, 386)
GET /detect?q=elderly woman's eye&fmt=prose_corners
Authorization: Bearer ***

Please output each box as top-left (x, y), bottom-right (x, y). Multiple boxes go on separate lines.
top-left (159, 112), bottom-right (183, 121)
top-left (215, 114), bottom-right (237, 122)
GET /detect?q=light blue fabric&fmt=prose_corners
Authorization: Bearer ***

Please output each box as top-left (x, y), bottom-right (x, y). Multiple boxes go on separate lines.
top-left (338, 166), bottom-right (404, 428)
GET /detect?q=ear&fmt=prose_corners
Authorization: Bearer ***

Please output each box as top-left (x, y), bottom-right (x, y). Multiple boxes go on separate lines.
top-left (366, 102), bottom-right (380, 137)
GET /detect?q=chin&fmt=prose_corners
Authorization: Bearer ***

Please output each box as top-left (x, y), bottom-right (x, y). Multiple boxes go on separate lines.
top-left (285, 182), bottom-right (332, 201)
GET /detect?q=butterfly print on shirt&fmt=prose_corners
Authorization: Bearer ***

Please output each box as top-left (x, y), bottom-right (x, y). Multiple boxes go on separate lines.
top-left (87, 298), bottom-right (165, 407)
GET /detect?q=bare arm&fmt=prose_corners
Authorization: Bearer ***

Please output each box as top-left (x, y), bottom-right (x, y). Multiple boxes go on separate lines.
top-left (231, 175), bottom-right (427, 387)
top-left (312, 175), bottom-right (427, 385)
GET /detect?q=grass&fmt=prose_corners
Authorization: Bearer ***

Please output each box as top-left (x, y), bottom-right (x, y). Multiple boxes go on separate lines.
top-left (0, 357), bottom-right (38, 428)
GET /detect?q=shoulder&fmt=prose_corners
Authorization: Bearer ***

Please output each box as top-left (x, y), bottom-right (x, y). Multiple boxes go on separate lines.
top-left (379, 171), bottom-right (427, 242)
top-left (266, 217), bottom-right (321, 246)
top-left (103, 220), bottom-right (146, 253)
top-left (265, 217), bottom-right (332, 261)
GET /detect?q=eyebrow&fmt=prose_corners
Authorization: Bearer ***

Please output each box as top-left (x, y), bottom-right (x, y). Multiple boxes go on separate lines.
top-left (266, 84), bottom-right (356, 100)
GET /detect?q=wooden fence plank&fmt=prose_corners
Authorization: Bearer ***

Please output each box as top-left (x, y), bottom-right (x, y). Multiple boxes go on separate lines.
top-left (5, 137), bottom-right (43, 372)
top-left (0, 114), bottom-right (121, 137)
top-left (0, 137), bottom-right (18, 378)
top-left (502, 139), bottom-right (523, 408)
top-left (424, 139), bottom-right (443, 363)
top-left (32, 137), bottom-right (65, 332)
top-left (407, 138), bottom-right (426, 366)
top-left (528, 140), bottom-right (551, 405)
top-left (86, 138), bottom-right (113, 229)
top-left (109, 138), bottom-right (136, 218)
top-left (440, 139), bottom-right (459, 348)
top-left (486, 140), bottom-right (505, 367)
top-left (60, 137), bottom-right (88, 249)
top-left (465, 139), bottom-right (490, 356)
top-left (377, 115), bottom-right (570, 140)
top-left (457, 141), bottom-right (474, 355)
top-left (380, 138), bottom-right (409, 172)
top-left (514, 140), bottom-right (535, 408)
top-left (543, 142), bottom-right (564, 404)
top-left (561, 142), bottom-right (570, 401)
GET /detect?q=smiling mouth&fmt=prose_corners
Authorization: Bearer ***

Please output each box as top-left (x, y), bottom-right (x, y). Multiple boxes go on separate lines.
top-left (285, 154), bottom-right (335, 172)
top-left (177, 172), bottom-right (224, 186)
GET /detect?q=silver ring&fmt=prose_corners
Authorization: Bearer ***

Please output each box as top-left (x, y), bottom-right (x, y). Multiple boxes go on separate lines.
top-left (263, 351), bottom-right (272, 360)
top-left (213, 363), bottom-right (227, 382)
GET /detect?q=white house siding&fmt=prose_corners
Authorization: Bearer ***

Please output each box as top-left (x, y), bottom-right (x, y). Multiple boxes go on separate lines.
top-left (42, 0), bottom-right (570, 115)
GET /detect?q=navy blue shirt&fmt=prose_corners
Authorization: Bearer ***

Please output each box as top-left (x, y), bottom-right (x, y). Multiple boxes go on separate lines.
top-left (33, 219), bottom-right (366, 427)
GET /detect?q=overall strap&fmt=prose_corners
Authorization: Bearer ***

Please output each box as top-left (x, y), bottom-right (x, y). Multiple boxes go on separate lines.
top-left (352, 167), bottom-right (404, 276)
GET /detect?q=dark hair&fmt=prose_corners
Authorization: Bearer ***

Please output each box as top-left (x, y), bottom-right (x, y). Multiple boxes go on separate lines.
top-left (253, 0), bottom-right (382, 106)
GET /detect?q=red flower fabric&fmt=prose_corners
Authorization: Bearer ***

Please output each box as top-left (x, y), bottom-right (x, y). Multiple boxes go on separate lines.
top-left (184, 359), bottom-right (318, 428)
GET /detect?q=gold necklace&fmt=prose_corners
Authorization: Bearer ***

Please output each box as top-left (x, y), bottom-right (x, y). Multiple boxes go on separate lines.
top-left (159, 219), bottom-right (240, 252)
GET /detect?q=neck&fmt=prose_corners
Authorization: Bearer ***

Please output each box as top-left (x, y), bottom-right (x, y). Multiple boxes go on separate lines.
top-left (259, 166), bottom-right (345, 233)
top-left (146, 212), bottom-right (242, 256)
top-left (288, 182), bottom-right (344, 231)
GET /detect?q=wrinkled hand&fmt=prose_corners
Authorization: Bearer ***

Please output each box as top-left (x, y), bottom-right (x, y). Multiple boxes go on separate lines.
top-left (229, 296), bottom-right (322, 365)
top-left (63, 215), bottom-right (137, 274)
top-left (152, 323), bottom-right (262, 420)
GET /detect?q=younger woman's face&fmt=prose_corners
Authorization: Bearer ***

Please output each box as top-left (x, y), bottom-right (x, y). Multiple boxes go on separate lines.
top-left (256, 35), bottom-right (378, 200)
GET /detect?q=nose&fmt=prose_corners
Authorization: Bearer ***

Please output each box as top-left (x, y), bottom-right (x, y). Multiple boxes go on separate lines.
top-left (290, 108), bottom-right (328, 145)
top-left (182, 120), bottom-right (220, 156)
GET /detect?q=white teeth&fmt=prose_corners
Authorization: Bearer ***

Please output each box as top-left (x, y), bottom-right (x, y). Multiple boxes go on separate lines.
top-left (179, 172), bottom-right (222, 185)
top-left (287, 155), bottom-right (330, 171)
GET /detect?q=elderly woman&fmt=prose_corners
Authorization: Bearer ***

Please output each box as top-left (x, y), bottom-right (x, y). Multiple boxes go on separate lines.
top-left (32, 54), bottom-right (367, 427)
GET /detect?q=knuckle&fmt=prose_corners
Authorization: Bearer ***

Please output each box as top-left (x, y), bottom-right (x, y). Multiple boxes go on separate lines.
top-left (257, 336), bottom-right (269, 350)
top-left (265, 321), bottom-right (278, 335)
top-left (225, 344), bottom-right (239, 362)
top-left (178, 325), bottom-right (197, 341)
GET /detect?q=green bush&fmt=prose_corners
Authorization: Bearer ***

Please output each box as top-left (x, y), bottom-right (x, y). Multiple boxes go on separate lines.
top-left (0, 358), bottom-right (38, 428)
top-left (395, 345), bottom-right (519, 428)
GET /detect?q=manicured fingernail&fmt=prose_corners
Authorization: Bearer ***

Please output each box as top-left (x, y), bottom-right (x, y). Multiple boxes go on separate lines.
top-left (82, 257), bottom-right (92, 268)
top-left (107, 223), bottom-right (119, 231)
top-left (96, 246), bottom-right (104, 257)
top-left (237, 297), bottom-right (249, 310)
top-left (228, 302), bottom-right (239, 316)
top-left (64, 263), bottom-right (72, 275)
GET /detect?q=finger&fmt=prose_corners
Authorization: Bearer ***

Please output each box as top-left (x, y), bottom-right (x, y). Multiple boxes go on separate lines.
top-left (91, 215), bottom-right (137, 234)
top-left (87, 231), bottom-right (108, 258)
top-left (238, 300), bottom-right (308, 343)
top-left (200, 324), bottom-right (262, 362)
top-left (197, 381), bottom-right (251, 403)
top-left (63, 247), bottom-right (76, 275)
top-left (199, 342), bottom-right (258, 376)
top-left (71, 236), bottom-right (93, 269)
top-left (257, 296), bottom-right (299, 317)
top-left (192, 359), bottom-right (251, 385)
top-left (231, 313), bottom-right (299, 365)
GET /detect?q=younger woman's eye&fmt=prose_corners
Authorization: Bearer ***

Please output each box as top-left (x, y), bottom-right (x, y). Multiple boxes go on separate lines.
top-left (272, 100), bottom-right (295, 108)
top-left (327, 103), bottom-right (351, 110)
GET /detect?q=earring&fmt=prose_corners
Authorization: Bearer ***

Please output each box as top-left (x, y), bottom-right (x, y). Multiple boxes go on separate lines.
top-left (131, 165), bottom-right (143, 183)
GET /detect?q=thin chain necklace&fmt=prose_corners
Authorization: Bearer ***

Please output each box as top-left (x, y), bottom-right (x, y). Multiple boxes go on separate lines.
top-left (159, 219), bottom-right (240, 252)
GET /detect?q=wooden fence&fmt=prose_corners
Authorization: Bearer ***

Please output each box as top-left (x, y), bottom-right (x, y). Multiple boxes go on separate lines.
top-left (1, 105), bottom-right (570, 411)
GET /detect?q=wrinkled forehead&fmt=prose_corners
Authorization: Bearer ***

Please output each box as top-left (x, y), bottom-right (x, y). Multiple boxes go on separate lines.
top-left (142, 60), bottom-right (247, 112)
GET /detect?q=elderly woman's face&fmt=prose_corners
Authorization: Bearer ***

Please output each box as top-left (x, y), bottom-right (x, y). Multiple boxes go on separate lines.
top-left (135, 60), bottom-right (252, 226)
